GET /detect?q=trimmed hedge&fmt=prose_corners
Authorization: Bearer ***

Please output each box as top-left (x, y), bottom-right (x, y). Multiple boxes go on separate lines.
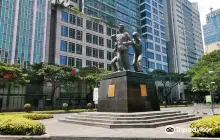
top-left (22, 114), bottom-right (53, 120)
top-left (0, 115), bottom-right (45, 135)
top-left (190, 115), bottom-right (220, 137)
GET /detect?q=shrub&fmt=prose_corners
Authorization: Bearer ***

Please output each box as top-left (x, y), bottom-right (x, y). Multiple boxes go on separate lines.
top-left (87, 103), bottom-right (92, 110)
top-left (22, 114), bottom-right (53, 120)
top-left (190, 115), bottom-right (220, 137)
top-left (62, 103), bottom-right (69, 111)
top-left (24, 103), bottom-right (31, 112)
top-left (0, 115), bottom-right (45, 135)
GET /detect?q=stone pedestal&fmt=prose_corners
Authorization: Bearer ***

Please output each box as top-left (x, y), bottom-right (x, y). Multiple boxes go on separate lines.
top-left (98, 71), bottom-right (160, 113)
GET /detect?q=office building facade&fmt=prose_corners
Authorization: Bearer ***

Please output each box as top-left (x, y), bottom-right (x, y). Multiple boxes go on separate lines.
top-left (0, 0), bottom-right (48, 66)
top-left (47, 1), bottom-right (116, 70)
top-left (140, 0), bottom-right (168, 73)
top-left (163, 0), bottom-right (204, 100)
top-left (203, 8), bottom-right (220, 53)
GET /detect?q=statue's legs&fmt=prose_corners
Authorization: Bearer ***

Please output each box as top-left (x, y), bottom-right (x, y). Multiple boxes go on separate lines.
top-left (117, 51), bottom-right (123, 71)
top-left (137, 54), bottom-right (142, 72)
top-left (111, 56), bottom-right (118, 72)
top-left (132, 53), bottom-right (138, 72)
top-left (121, 50), bottom-right (130, 70)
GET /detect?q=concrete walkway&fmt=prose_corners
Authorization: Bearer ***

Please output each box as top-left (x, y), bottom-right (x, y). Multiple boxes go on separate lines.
top-left (39, 107), bottom-right (205, 138)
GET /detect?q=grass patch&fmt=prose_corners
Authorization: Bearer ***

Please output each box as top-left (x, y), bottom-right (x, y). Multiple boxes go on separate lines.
top-left (190, 115), bottom-right (220, 137)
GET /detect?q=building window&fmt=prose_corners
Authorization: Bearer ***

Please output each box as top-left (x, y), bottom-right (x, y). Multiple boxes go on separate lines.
top-left (69, 28), bottom-right (75, 39)
top-left (60, 40), bottom-right (67, 52)
top-left (93, 22), bottom-right (98, 32)
top-left (162, 47), bottom-right (166, 54)
top-left (107, 27), bottom-right (111, 36)
top-left (99, 49), bottom-right (104, 59)
top-left (155, 45), bottom-right (160, 52)
top-left (62, 11), bottom-right (68, 22)
top-left (160, 25), bottom-right (165, 32)
top-left (76, 58), bottom-right (82, 68)
top-left (77, 17), bottom-right (83, 27)
top-left (107, 51), bottom-right (112, 60)
top-left (60, 55), bottom-right (67, 65)
top-left (86, 33), bottom-right (92, 43)
top-left (86, 46), bottom-right (92, 56)
top-left (99, 37), bottom-right (104, 46)
top-left (86, 20), bottom-right (92, 30)
top-left (99, 63), bottom-right (104, 68)
top-left (152, 1), bottom-right (157, 8)
top-left (112, 29), bottom-right (116, 35)
top-left (86, 60), bottom-right (92, 67)
top-left (163, 65), bottom-right (168, 72)
top-left (107, 64), bottom-right (112, 71)
top-left (155, 37), bottom-right (160, 43)
top-left (69, 14), bottom-right (76, 25)
top-left (153, 8), bottom-right (158, 15)
top-left (99, 24), bottom-right (104, 34)
top-left (76, 30), bottom-right (82, 40)
top-left (154, 22), bottom-right (159, 29)
top-left (93, 61), bottom-right (98, 67)
top-left (149, 61), bottom-right (155, 69)
top-left (147, 42), bottom-right (154, 50)
top-left (147, 19), bottom-right (152, 25)
top-left (156, 54), bottom-right (161, 61)
top-left (148, 52), bottom-right (154, 59)
top-left (154, 29), bottom-right (159, 36)
top-left (68, 57), bottom-right (75, 67)
top-left (161, 33), bottom-right (166, 39)
top-left (147, 34), bottom-right (153, 40)
top-left (93, 35), bottom-right (98, 45)
top-left (163, 56), bottom-right (167, 63)
top-left (161, 40), bottom-right (166, 45)
top-left (93, 48), bottom-right (98, 58)
top-left (107, 39), bottom-right (112, 48)
top-left (61, 26), bottom-right (68, 37)
top-left (157, 63), bottom-right (162, 70)
top-left (69, 42), bottom-right (75, 53)
top-left (76, 44), bottom-right (82, 55)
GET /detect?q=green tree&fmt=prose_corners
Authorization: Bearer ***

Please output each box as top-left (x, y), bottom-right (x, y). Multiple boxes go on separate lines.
top-left (151, 70), bottom-right (187, 106)
top-left (0, 62), bottom-right (29, 109)
top-left (188, 50), bottom-right (220, 95)
top-left (37, 63), bottom-right (76, 107)
top-left (78, 67), bottom-right (111, 103)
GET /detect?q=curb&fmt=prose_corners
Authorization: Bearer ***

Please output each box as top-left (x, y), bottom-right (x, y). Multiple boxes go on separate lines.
top-left (0, 136), bottom-right (220, 140)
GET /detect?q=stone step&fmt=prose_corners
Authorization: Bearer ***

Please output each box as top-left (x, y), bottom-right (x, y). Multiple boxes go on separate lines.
top-left (70, 112), bottom-right (188, 120)
top-left (66, 114), bottom-right (194, 124)
top-left (78, 111), bottom-right (181, 117)
top-left (59, 116), bottom-right (201, 128)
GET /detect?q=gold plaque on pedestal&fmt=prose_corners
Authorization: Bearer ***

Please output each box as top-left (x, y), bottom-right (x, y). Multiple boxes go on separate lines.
top-left (140, 84), bottom-right (147, 96)
top-left (108, 85), bottom-right (115, 97)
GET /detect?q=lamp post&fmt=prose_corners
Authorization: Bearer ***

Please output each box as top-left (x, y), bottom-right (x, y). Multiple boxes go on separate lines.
top-left (208, 71), bottom-right (214, 114)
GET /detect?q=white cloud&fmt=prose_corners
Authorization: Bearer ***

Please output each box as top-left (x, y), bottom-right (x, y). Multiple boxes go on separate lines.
top-left (189, 0), bottom-right (220, 25)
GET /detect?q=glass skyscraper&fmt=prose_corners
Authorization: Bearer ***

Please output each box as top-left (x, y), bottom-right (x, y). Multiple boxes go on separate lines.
top-left (203, 8), bottom-right (220, 45)
top-left (140, 0), bottom-right (168, 72)
top-left (0, 0), bottom-right (48, 66)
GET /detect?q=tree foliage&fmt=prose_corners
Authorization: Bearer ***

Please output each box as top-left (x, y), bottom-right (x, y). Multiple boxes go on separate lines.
top-left (188, 50), bottom-right (220, 94)
top-left (0, 62), bottom-right (29, 87)
top-left (36, 63), bottom-right (79, 106)
top-left (151, 70), bottom-right (188, 104)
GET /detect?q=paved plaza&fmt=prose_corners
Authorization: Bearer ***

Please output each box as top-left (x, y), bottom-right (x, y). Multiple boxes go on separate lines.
top-left (39, 106), bottom-right (219, 139)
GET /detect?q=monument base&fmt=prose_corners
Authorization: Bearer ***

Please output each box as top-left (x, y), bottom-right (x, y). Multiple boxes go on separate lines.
top-left (98, 71), bottom-right (160, 113)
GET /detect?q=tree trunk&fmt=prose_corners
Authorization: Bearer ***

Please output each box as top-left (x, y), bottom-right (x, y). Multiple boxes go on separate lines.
top-left (6, 83), bottom-right (11, 110)
top-left (51, 87), bottom-right (56, 109)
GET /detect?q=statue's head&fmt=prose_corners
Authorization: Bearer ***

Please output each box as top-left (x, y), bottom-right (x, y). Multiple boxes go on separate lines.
top-left (132, 32), bottom-right (138, 39)
top-left (119, 24), bottom-right (124, 33)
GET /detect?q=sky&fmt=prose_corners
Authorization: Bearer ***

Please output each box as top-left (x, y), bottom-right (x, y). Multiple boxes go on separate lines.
top-left (189, 0), bottom-right (220, 25)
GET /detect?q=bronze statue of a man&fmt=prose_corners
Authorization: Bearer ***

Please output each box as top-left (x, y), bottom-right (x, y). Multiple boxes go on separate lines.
top-left (130, 32), bottom-right (142, 72)
top-left (111, 24), bottom-right (131, 71)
